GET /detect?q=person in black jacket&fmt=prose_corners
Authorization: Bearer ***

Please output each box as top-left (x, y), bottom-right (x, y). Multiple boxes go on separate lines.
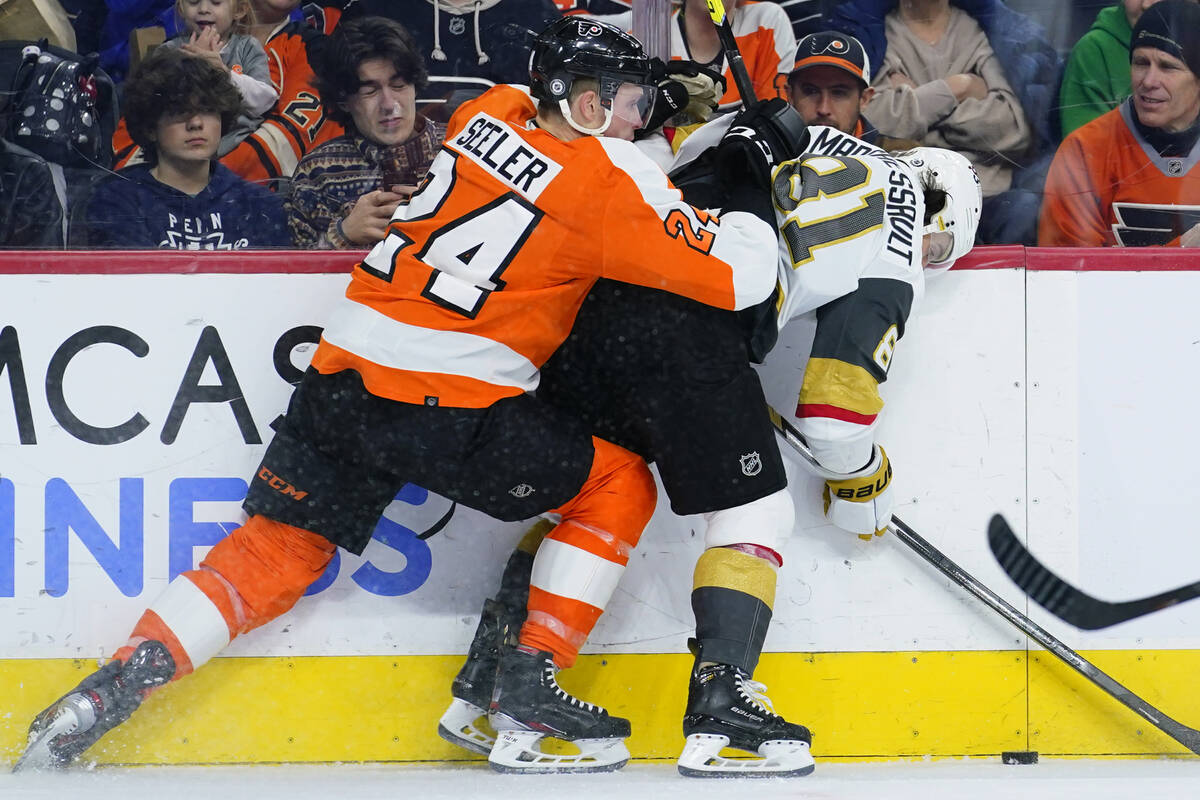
top-left (85, 47), bottom-right (288, 249)
top-left (0, 138), bottom-right (65, 248)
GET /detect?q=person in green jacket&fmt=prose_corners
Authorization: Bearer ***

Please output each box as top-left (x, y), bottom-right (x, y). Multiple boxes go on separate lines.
top-left (1059, 1), bottom-right (1198, 137)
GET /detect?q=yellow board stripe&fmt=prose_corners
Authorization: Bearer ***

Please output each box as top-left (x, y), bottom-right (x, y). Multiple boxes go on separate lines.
top-left (692, 547), bottom-right (777, 609)
top-left (799, 357), bottom-right (883, 416)
top-left (3, 650), bottom-right (1200, 764)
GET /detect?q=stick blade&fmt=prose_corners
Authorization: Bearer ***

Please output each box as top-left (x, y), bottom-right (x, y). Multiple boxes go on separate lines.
top-left (987, 514), bottom-right (1107, 630)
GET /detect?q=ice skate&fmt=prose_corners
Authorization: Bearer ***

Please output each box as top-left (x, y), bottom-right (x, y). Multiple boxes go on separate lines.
top-left (677, 661), bottom-right (814, 778)
top-left (487, 646), bottom-right (631, 773)
top-left (437, 599), bottom-right (512, 756)
top-left (13, 640), bottom-right (175, 772)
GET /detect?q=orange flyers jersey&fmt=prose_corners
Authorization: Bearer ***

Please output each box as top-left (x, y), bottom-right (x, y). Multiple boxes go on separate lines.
top-left (112, 15), bottom-right (344, 185)
top-left (1039, 102), bottom-right (1200, 247)
top-left (670, 2), bottom-right (796, 108)
top-left (310, 85), bottom-right (778, 409)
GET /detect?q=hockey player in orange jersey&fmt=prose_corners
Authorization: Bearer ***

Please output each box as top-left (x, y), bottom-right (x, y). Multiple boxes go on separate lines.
top-left (1039, 0), bottom-right (1200, 248)
top-left (15, 17), bottom-right (784, 775)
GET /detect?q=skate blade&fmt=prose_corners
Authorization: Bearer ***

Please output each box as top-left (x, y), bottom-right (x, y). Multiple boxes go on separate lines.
top-left (12, 709), bottom-right (80, 773)
top-left (488, 729), bottom-right (630, 774)
top-left (677, 733), bottom-right (815, 778)
top-left (437, 698), bottom-right (496, 756)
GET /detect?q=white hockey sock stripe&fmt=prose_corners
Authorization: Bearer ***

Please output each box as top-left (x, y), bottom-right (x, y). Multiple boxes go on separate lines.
top-left (529, 538), bottom-right (625, 612)
top-left (148, 577), bottom-right (232, 671)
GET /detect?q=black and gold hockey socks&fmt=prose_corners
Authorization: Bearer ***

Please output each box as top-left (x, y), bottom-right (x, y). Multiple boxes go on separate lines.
top-left (690, 545), bottom-right (777, 674)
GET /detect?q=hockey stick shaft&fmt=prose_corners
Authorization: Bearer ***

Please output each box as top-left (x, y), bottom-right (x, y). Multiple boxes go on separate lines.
top-left (766, 406), bottom-right (1200, 754)
top-left (988, 514), bottom-right (1200, 629)
top-left (704, 0), bottom-right (758, 104)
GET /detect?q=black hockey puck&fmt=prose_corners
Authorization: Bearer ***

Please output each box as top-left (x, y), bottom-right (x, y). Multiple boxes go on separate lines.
top-left (1001, 751), bottom-right (1039, 765)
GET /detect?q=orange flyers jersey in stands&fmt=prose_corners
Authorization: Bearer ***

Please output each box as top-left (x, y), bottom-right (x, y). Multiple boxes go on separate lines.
top-left (112, 10), bottom-right (344, 185)
top-left (671, 1), bottom-right (796, 108)
top-left (310, 85), bottom-right (777, 409)
top-left (1040, 102), bottom-right (1200, 247)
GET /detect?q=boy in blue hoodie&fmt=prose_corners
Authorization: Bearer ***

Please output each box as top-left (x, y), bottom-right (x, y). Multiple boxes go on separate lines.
top-left (86, 47), bottom-right (289, 249)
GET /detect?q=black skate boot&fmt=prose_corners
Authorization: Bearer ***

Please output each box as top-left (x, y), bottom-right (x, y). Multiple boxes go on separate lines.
top-left (487, 646), bottom-right (631, 773)
top-left (13, 640), bottom-right (176, 772)
top-left (437, 598), bottom-right (513, 755)
top-left (677, 661), bottom-right (814, 778)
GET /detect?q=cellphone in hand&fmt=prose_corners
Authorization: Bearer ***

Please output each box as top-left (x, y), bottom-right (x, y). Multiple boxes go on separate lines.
top-left (380, 152), bottom-right (417, 192)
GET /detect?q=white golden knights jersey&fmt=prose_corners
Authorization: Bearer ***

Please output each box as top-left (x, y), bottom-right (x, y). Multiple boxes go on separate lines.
top-left (771, 125), bottom-right (927, 328)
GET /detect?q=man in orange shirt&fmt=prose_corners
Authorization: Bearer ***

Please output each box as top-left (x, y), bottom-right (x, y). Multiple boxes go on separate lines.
top-left (1039, 0), bottom-right (1200, 247)
top-left (16, 17), bottom-right (784, 775)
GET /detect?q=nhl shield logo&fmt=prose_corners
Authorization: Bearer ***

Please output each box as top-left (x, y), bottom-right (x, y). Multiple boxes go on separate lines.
top-left (510, 483), bottom-right (535, 498)
top-left (449, 16), bottom-right (466, 35)
top-left (1168, 159), bottom-right (1184, 176)
top-left (739, 452), bottom-right (762, 476)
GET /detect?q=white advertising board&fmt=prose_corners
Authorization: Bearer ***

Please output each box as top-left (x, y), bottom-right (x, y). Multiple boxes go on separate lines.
top-left (3, 266), bottom-right (1198, 661)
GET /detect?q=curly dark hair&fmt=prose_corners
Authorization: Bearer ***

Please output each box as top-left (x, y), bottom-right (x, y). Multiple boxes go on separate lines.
top-left (316, 17), bottom-right (429, 129)
top-left (122, 47), bottom-right (243, 159)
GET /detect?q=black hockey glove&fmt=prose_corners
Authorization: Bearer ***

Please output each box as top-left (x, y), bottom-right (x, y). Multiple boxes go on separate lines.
top-left (715, 98), bottom-right (810, 193)
top-left (640, 58), bottom-right (727, 134)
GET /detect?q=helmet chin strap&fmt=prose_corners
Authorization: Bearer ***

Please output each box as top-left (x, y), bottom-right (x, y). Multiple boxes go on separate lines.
top-left (558, 97), bottom-right (614, 136)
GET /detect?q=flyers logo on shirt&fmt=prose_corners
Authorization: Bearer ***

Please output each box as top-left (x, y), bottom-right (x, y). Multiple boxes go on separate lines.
top-left (1112, 203), bottom-right (1200, 247)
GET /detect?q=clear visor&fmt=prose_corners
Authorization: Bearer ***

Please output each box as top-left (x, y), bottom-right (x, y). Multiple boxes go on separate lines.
top-left (608, 82), bottom-right (657, 129)
top-left (925, 229), bottom-right (955, 265)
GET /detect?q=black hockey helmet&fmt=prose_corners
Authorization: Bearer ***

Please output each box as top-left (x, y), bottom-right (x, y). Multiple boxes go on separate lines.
top-left (529, 17), bottom-right (657, 134)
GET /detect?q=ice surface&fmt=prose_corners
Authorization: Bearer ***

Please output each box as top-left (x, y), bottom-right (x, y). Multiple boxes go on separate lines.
top-left (2, 759), bottom-right (1199, 800)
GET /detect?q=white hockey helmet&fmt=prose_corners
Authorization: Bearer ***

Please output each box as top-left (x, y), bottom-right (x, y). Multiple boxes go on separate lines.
top-left (895, 147), bottom-right (982, 271)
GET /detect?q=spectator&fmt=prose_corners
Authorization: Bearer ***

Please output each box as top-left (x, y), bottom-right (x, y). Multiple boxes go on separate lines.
top-left (85, 48), bottom-right (289, 249)
top-left (671, 0), bottom-right (797, 108)
top-left (159, 0), bottom-right (279, 156)
top-left (0, 139), bottom-right (65, 248)
top-left (1039, 0), bottom-right (1200, 247)
top-left (785, 31), bottom-right (923, 151)
top-left (287, 17), bottom-right (446, 249)
top-left (346, 0), bottom-right (560, 87)
top-left (112, 0), bottom-right (347, 188)
top-left (1058, 1), bottom-right (1197, 137)
top-left (827, 0), bottom-right (1062, 245)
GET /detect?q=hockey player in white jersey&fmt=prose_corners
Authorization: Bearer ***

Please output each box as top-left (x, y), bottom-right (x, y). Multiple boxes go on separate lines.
top-left (766, 143), bottom-right (981, 539)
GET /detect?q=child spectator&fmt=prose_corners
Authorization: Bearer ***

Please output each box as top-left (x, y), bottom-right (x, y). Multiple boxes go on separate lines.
top-left (286, 17), bottom-right (446, 249)
top-left (85, 47), bottom-right (288, 249)
top-left (160, 0), bottom-right (280, 156)
top-left (111, 0), bottom-right (347, 187)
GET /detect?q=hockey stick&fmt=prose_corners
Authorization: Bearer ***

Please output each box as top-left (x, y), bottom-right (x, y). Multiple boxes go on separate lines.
top-left (988, 514), bottom-right (1200, 630)
top-left (704, 0), bottom-right (757, 104)
top-left (766, 406), bottom-right (1200, 755)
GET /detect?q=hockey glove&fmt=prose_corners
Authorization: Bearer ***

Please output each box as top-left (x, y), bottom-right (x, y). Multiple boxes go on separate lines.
top-left (715, 98), bottom-right (810, 192)
top-left (642, 59), bottom-right (726, 133)
top-left (822, 445), bottom-right (894, 540)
